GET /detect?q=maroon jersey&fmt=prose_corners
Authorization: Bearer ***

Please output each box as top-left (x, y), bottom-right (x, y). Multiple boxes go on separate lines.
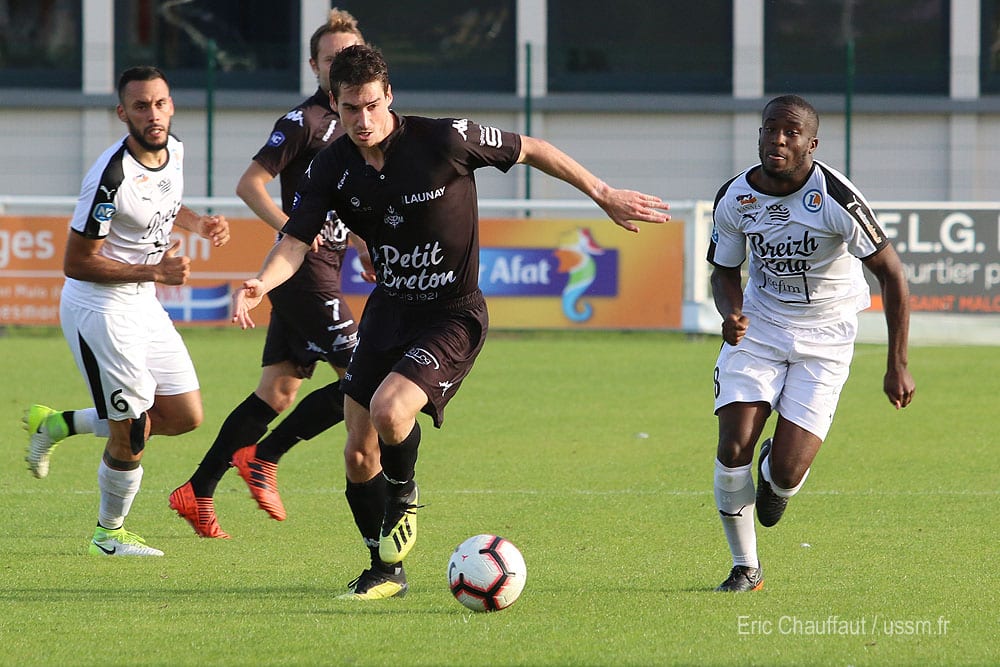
top-left (252, 88), bottom-right (350, 292)
top-left (283, 114), bottom-right (521, 304)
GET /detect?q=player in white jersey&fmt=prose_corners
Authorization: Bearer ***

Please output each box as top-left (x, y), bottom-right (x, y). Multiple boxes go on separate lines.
top-left (22, 66), bottom-right (230, 557)
top-left (706, 95), bottom-right (914, 591)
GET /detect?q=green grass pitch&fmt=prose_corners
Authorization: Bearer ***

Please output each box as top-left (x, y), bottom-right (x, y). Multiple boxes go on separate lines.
top-left (0, 327), bottom-right (996, 666)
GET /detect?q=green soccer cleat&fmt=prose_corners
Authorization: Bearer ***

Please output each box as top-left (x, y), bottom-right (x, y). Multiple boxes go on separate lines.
top-left (89, 526), bottom-right (164, 557)
top-left (378, 482), bottom-right (421, 565)
top-left (22, 405), bottom-right (69, 479)
top-left (337, 566), bottom-right (408, 600)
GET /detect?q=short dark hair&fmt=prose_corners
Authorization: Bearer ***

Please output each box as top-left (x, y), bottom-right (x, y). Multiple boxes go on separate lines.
top-left (329, 44), bottom-right (389, 100)
top-left (117, 66), bottom-right (169, 101)
top-left (763, 94), bottom-right (819, 133)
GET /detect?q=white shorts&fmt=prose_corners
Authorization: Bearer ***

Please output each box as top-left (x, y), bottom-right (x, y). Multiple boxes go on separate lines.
top-left (60, 298), bottom-right (199, 421)
top-left (713, 310), bottom-right (857, 441)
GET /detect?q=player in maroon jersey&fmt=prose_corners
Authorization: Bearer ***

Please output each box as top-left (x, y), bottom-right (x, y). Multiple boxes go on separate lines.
top-left (170, 10), bottom-right (375, 541)
top-left (233, 45), bottom-right (670, 599)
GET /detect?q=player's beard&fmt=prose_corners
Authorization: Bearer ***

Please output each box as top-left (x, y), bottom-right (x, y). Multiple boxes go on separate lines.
top-left (759, 145), bottom-right (810, 182)
top-left (127, 118), bottom-right (171, 152)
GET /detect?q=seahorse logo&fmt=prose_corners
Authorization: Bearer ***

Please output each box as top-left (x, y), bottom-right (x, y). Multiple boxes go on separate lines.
top-left (554, 228), bottom-right (604, 322)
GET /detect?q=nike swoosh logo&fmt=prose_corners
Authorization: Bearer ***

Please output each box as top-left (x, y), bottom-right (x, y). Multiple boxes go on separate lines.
top-left (92, 541), bottom-right (116, 555)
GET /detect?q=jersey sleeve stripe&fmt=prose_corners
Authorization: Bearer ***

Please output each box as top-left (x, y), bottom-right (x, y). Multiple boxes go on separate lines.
top-left (706, 173), bottom-right (743, 266)
top-left (818, 162), bottom-right (888, 250)
top-left (80, 144), bottom-right (127, 238)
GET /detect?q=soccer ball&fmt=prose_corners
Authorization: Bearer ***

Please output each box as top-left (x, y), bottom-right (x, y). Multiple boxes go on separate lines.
top-left (447, 534), bottom-right (527, 612)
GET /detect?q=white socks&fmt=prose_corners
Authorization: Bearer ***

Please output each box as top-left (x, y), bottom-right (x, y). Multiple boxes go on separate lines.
top-left (760, 454), bottom-right (810, 498)
top-left (74, 408), bottom-right (111, 438)
top-left (714, 459), bottom-right (758, 568)
top-left (97, 460), bottom-right (143, 530)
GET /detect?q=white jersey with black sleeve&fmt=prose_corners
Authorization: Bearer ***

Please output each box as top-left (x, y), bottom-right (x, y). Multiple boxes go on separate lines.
top-left (60, 134), bottom-right (185, 312)
top-left (707, 159), bottom-right (889, 328)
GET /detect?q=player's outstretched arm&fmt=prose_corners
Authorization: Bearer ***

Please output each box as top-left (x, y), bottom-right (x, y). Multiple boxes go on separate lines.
top-left (516, 135), bottom-right (670, 232)
top-left (864, 244), bottom-right (915, 409)
top-left (232, 234), bottom-right (310, 329)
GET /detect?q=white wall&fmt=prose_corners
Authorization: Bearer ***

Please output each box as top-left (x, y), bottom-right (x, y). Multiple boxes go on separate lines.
top-left (4, 104), bottom-right (991, 207)
top-left (3, 0), bottom-right (996, 207)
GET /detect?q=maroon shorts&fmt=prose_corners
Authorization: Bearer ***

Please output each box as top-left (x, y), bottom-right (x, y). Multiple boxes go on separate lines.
top-left (341, 288), bottom-right (488, 427)
top-left (262, 284), bottom-right (359, 378)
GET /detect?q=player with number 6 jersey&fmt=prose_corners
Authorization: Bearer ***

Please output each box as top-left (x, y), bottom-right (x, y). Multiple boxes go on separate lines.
top-left (24, 66), bottom-right (230, 557)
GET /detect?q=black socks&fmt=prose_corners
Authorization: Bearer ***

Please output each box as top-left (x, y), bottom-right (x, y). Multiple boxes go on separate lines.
top-left (256, 382), bottom-right (345, 463)
top-left (378, 421), bottom-right (420, 492)
top-left (189, 393), bottom-right (276, 497)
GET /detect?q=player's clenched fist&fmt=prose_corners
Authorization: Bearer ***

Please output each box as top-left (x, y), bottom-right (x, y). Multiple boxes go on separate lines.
top-left (200, 214), bottom-right (230, 247)
top-left (721, 313), bottom-right (749, 346)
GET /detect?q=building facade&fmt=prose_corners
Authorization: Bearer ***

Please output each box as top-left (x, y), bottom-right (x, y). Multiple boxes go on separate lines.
top-left (1, 1), bottom-right (997, 208)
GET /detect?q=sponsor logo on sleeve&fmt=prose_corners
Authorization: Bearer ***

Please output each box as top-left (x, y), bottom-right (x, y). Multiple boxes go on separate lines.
top-left (268, 131), bottom-right (286, 147)
top-left (846, 198), bottom-right (885, 244)
top-left (479, 125), bottom-right (503, 148)
top-left (92, 202), bottom-right (116, 223)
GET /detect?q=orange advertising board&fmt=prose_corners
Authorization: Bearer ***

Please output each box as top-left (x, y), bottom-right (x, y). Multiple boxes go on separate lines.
top-left (0, 216), bottom-right (282, 326)
top-left (473, 218), bottom-right (684, 328)
top-left (0, 215), bottom-right (684, 329)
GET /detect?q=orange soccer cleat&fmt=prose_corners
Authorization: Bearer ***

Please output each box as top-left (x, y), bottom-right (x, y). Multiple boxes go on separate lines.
top-left (231, 445), bottom-right (287, 521)
top-left (168, 481), bottom-right (231, 539)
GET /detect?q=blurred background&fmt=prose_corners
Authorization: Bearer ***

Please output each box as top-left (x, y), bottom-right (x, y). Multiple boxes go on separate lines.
top-left (2, 1), bottom-right (999, 342)
top-left (0, 0), bottom-right (993, 203)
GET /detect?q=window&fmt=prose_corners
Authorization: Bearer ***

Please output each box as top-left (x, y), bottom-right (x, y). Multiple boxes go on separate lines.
top-left (764, 0), bottom-right (949, 95)
top-left (547, 0), bottom-right (732, 93)
top-left (114, 0), bottom-right (299, 90)
top-left (352, 1), bottom-right (516, 92)
top-left (982, 0), bottom-right (1000, 93)
top-left (0, 0), bottom-right (81, 88)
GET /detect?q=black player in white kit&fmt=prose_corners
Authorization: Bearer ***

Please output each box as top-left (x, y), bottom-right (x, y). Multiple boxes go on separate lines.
top-left (233, 45), bottom-right (671, 599)
top-left (708, 95), bottom-right (915, 592)
top-left (170, 9), bottom-right (374, 539)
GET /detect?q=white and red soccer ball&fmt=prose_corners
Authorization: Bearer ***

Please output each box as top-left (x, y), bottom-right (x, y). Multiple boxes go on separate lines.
top-left (447, 534), bottom-right (527, 612)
